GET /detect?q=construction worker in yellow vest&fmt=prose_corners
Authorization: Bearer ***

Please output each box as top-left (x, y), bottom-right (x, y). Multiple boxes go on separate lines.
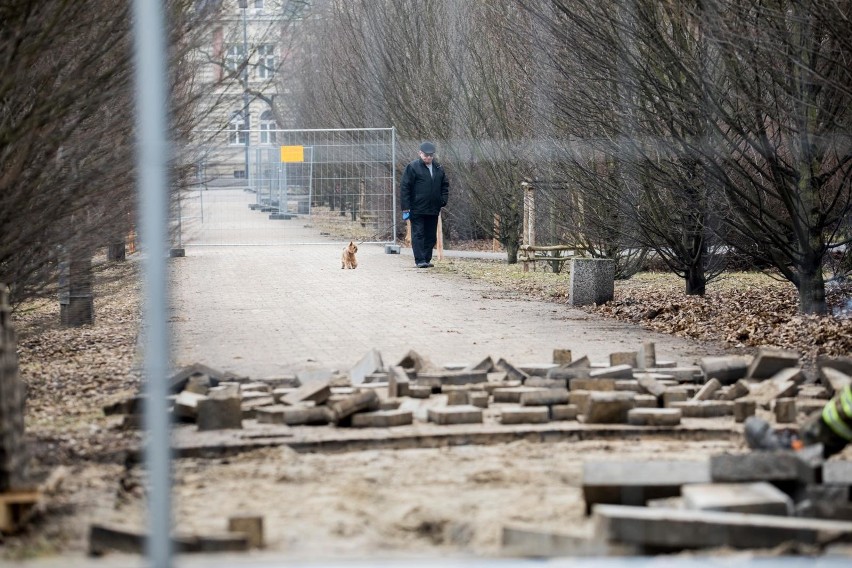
top-left (746, 384), bottom-right (852, 458)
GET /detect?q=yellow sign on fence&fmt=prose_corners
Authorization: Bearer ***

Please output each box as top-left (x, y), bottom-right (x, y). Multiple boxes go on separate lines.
top-left (280, 145), bottom-right (304, 163)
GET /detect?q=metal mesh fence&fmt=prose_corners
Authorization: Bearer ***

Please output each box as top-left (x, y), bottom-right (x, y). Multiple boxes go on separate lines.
top-left (176, 128), bottom-right (396, 245)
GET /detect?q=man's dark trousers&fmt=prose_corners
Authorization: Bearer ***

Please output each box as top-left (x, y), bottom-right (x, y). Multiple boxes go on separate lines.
top-left (410, 213), bottom-right (439, 264)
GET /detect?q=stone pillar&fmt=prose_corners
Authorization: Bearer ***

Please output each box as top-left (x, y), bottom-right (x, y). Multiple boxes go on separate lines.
top-left (569, 258), bottom-right (615, 306)
top-left (0, 284), bottom-right (27, 491)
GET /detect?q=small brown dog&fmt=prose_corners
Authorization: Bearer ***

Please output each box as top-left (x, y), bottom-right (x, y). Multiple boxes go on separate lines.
top-left (341, 240), bottom-right (358, 269)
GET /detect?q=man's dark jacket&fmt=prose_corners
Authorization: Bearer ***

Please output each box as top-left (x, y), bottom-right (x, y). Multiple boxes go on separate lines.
top-left (400, 158), bottom-right (449, 216)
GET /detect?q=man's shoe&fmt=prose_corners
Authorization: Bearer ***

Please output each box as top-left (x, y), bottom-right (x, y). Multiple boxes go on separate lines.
top-left (425, 262), bottom-right (434, 268)
top-left (416, 262), bottom-right (429, 268)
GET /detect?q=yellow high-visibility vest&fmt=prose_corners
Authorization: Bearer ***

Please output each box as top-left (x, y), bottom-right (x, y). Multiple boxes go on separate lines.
top-left (822, 384), bottom-right (852, 441)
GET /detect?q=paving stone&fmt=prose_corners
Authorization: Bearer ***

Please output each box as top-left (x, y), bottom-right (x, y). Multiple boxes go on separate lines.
top-left (653, 366), bottom-right (701, 382)
top-left (282, 382), bottom-right (331, 406)
top-left (525, 377), bottom-right (568, 389)
top-left (797, 398), bottom-right (827, 417)
top-left (328, 390), bottom-right (380, 423)
top-left (795, 484), bottom-right (852, 521)
top-left (173, 391), bottom-right (208, 421)
top-left (552, 349), bottom-right (572, 365)
top-left (446, 390), bottom-right (469, 405)
top-left (609, 352), bottom-right (638, 368)
top-left (350, 349), bottom-right (384, 384)
top-left (500, 406), bottom-right (550, 424)
top-left (464, 356), bottom-right (495, 373)
top-left (653, 360), bottom-right (677, 369)
top-left (637, 341), bottom-right (656, 370)
top-left (254, 404), bottom-right (290, 425)
top-left (589, 364), bottom-right (633, 380)
top-left (582, 460), bottom-right (710, 512)
top-left (699, 355), bottom-right (752, 385)
top-left (583, 392), bottom-right (636, 424)
top-left (592, 504), bottom-right (852, 550)
top-left (388, 365), bottom-right (409, 398)
top-left (548, 366), bottom-right (592, 381)
top-left (197, 397), bottom-right (242, 430)
top-left (774, 398), bottom-right (797, 423)
top-left (415, 369), bottom-right (488, 388)
top-left (747, 347), bottom-right (801, 379)
top-left (821, 367), bottom-right (852, 397)
top-left (168, 363), bottom-right (226, 394)
top-left (614, 380), bottom-right (640, 392)
top-left (633, 394), bottom-right (658, 408)
top-left (746, 376), bottom-right (798, 404)
top-left (662, 390), bottom-right (689, 407)
top-left (378, 399), bottom-right (401, 410)
top-left (710, 450), bottom-right (820, 483)
top-left (227, 516), bottom-right (264, 549)
top-left (258, 375), bottom-right (300, 388)
top-left (635, 373), bottom-right (667, 397)
top-left (493, 386), bottom-right (547, 403)
top-left (569, 378), bottom-right (616, 392)
top-left (798, 384), bottom-right (831, 400)
top-left (294, 368), bottom-right (334, 385)
top-left (627, 408), bottom-right (681, 426)
top-left (350, 409), bottom-right (413, 428)
top-left (240, 382), bottom-right (271, 394)
top-left (519, 363), bottom-right (559, 377)
top-left (184, 374), bottom-right (213, 395)
top-left (273, 406), bottom-right (333, 426)
top-left (240, 395), bottom-right (276, 419)
top-left (824, 461), bottom-right (852, 485)
top-left (271, 388), bottom-right (297, 404)
top-left (395, 349), bottom-right (434, 372)
top-left (407, 385), bottom-right (432, 399)
top-left (720, 379), bottom-right (750, 401)
top-left (495, 358), bottom-right (530, 382)
top-left (427, 405), bottom-right (483, 425)
top-left (550, 404), bottom-right (578, 421)
top-left (669, 400), bottom-right (734, 418)
top-left (501, 525), bottom-right (640, 557)
top-left (692, 378), bottom-right (721, 401)
top-left (733, 399), bottom-right (756, 423)
top-left (682, 482), bottom-right (793, 516)
top-left (442, 363), bottom-right (467, 371)
top-left (520, 389), bottom-right (570, 406)
top-left (364, 372), bottom-right (389, 383)
top-left (468, 391), bottom-right (489, 408)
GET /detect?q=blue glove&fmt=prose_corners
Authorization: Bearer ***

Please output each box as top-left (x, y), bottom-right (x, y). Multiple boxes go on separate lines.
top-left (402, 211), bottom-right (410, 221)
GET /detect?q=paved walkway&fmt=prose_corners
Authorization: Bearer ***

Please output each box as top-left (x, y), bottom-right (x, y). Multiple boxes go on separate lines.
top-left (170, 223), bottom-right (728, 380)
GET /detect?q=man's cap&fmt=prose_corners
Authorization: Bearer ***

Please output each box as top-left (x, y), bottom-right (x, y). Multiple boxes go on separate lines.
top-left (420, 141), bottom-right (436, 154)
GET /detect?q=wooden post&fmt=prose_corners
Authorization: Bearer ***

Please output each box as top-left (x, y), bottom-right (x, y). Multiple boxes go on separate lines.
top-left (492, 214), bottom-right (501, 251)
top-left (522, 181), bottom-right (535, 247)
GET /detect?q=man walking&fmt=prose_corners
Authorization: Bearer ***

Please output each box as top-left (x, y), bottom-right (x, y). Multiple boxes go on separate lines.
top-left (400, 141), bottom-right (449, 268)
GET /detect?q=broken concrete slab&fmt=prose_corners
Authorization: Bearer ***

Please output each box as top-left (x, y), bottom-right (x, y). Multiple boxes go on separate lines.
top-left (662, 390), bottom-right (689, 407)
top-left (593, 504), bottom-right (852, 550)
top-left (446, 390), bottom-right (469, 405)
top-left (351, 409), bottom-right (413, 428)
top-left (627, 408), bottom-right (681, 427)
top-left (500, 406), bottom-right (550, 425)
top-left (349, 349), bottom-right (384, 384)
top-left (240, 395), bottom-right (276, 419)
top-left (427, 405), bottom-right (483, 425)
top-left (745, 375), bottom-right (799, 404)
top-left (583, 392), bottom-right (636, 424)
top-left (408, 385), bottom-right (432, 399)
top-left (254, 405), bottom-right (291, 425)
top-left (682, 482), bottom-right (793, 516)
top-left (746, 347), bottom-right (801, 380)
top-left (699, 355), bottom-right (752, 385)
top-left (89, 523), bottom-right (249, 556)
top-left (272, 406), bottom-right (333, 426)
top-left (653, 366), bottom-right (701, 383)
top-left (582, 460), bottom-right (710, 512)
top-left (227, 516), bottom-right (264, 549)
top-left (520, 389), bottom-right (570, 406)
top-left (387, 365), bottom-right (410, 398)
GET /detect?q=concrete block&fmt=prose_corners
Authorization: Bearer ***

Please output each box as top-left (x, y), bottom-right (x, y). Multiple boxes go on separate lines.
top-left (469, 391), bottom-right (489, 408)
top-left (633, 394), bottom-right (658, 408)
top-left (174, 391), bottom-right (207, 421)
top-left (552, 349), bottom-right (572, 365)
top-left (774, 398), bottom-right (797, 424)
top-left (495, 358), bottom-right (530, 382)
top-left (408, 385), bottom-right (432, 399)
top-left (582, 460), bottom-right (710, 512)
top-left (746, 377), bottom-right (798, 403)
top-left (184, 374), bottom-right (213, 395)
top-left (427, 405), bottom-right (483, 425)
top-left (610, 352), bottom-right (638, 368)
top-left (351, 409), bottom-right (413, 428)
top-left (569, 258), bottom-right (615, 306)
top-left (228, 515), bottom-right (264, 548)
top-left (662, 390), bottom-right (689, 407)
top-left (271, 388), bottom-right (297, 404)
top-left (797, 399), bottom-right (827, 417)
top-left (637, 341), bottom-right (656, 370)
top-left (378, 399), bottom-right (401, 410)
top-left (653, 360), bottom-right (677, 369)
top-left (415, 369), bottom-right (488, 387)
top-left (274, 406), bottom-right (333, 426)
top-left (614, 380), bottom-right (640, 392)
top-left (486, 371), bottom-right (510, 383)
top-left (350, 349), bottom-right (384, 384)
top-left (710, 451), bottom-right (819, 484)
top-left (796, 484), bottom-right (852, 521)
top-left (364, 372), bottom-right (389, 384)
top-left (590, 364), bottom-right (633, 380)
top-left (669, 400), bottom-right (734, 418)
top-left (583, 392), bottom-right (636, 423)
top-left (240, 395), bottom-right (275, 419)
top-left (627, 408), bottom-right (681, 426)
top-left (682, 482), bottom-right (793, 516)
top-left (525, 376), bottom-right (568, 389)
top-left (747, 347), bottom-right (801, 379)
top-left (254, 404), bottom-right (290, 425)
top-left (635, 373), bottom-right (667, 398)
top-left (388, 365), bottom-right (409, 398)
top-left (720, 379), bottom-right (750, 401)
top-left (328, 390), bottom-right (380, 423)
top-left (569, 391), bottom-right (591, 415)
top-left (569, 378), bottom-right (616, 391)
top-left (501, 525), bottom-right (640, 557)
top-left (500, 406), bottom-right (550, 424)
top-left (520, 389), bottom-right (570, 406)
top-left (446, 390), bottom-right (469, 405)
top-left (734, 399), bottom-right (756, 423)
top-left (294, 367), bottom-right (334, 385)
top-left (699, 355), bottom-right (752, 385)
top-left (592, 504), bottom-right (852, 550)
top-left (821, 367), bottom-right (852, 397)
top-left (168, 363), bottom-right (226, 394)
top-left (824, 461), bottom-right (852, 485)
top-left (197, 397), bottom-right (242, 430)
top-left (240, 382), bottom-right (272, 394)
top-left (692, 378), bottom-right (721, 401)
top-left (519, 363), bottom-right (559, 377)
top-left (656, 366), bottom-right (702, 382)
top-left (465, 356), bottom-right (495, 372)
top-left (396, 349), bottom-right (434, 372)
top-left (282, 382), bottom-right (331, 406)
top-left (493, 386), bottom-right (547, 403)
top-left (259, 375), bottom-right (300, 389)
top-left (551, 404), bottom-right (578, 421)
top-left (548, 366), bottom-right (592, 381)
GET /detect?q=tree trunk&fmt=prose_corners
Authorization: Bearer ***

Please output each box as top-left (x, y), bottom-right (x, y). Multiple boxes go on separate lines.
top-left (798, 256), bottom-right (827, 315)
top-left (685, 267), bottom-right (706, 296)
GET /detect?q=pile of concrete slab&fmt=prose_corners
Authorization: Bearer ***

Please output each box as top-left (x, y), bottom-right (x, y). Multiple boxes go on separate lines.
top-left (104, 344), bottom-right (852, 434)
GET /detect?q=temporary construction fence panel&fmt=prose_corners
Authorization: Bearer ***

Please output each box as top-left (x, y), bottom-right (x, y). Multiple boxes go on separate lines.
top-left (175, 128), bottom-right (396, 246)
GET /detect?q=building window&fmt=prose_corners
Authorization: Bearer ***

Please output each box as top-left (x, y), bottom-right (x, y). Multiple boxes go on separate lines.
top-left (225, 45), bottom-right (245, 74)
top-left (254, 0), bottom-right (264, 9)
top-left (257, 44), bottom-right (275, 79)
top-left (260, 110), bottom-right (278, 144)
top-left (228, 111), bottom-right (247, 145)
